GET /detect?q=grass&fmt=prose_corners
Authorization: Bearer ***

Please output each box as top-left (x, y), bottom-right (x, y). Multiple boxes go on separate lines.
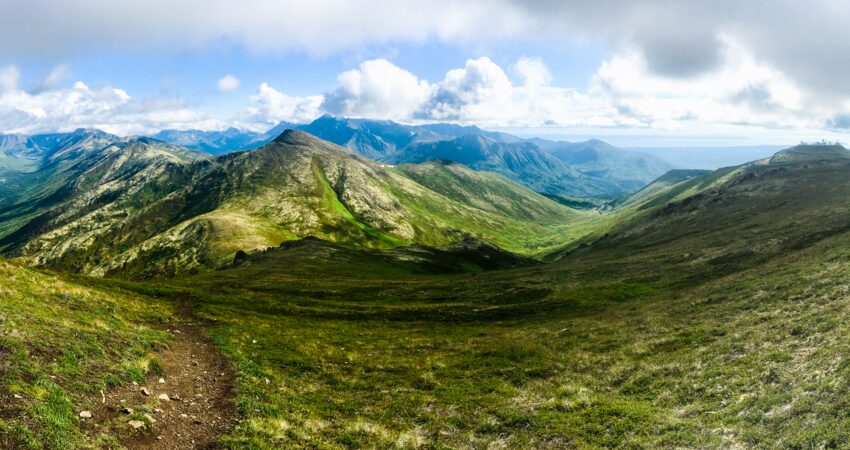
top-left (94, 212), bottom-right (850, 448)
top-left (0, 261), bottom-right (173, 448)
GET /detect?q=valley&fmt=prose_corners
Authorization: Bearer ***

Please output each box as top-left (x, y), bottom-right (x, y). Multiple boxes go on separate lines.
top-left (2, 126), bottom-right (850, 448)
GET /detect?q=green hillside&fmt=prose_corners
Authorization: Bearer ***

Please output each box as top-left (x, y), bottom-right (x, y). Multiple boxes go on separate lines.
top-left (0, 130), bottom-right (586, 278)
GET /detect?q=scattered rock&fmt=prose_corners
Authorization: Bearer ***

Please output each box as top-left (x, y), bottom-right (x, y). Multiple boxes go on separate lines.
top-left (128, 420), bottom-right (145, 430)
top-left (141, 387), bottom-right (151, 396)
top-left (79, 411), bottom-right (92, 418)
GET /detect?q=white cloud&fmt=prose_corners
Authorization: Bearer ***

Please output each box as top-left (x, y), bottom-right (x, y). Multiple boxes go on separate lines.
top-left (591, 37), bottom-right (813, 130)
top-left (216, 74), bottom-right (240, 92)
top-left (512, 56), bottom-right (551, 87)
top-left (322, 59), bottom-right (432, 119)
top-left (0, 68), bottom-right (220, 135)
top-left (245, 82), bottom-right (323, 126)
top-left (420, 57), bottom-right (513, 121)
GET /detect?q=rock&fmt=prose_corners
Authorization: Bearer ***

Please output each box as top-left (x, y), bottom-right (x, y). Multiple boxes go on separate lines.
top-left (158, 377), bottom-right (165, 384)
top-left (141, 388), bottom-right (151, 396)
top-left (79, 411), bottom-right (92, 418)
top-left (180, 413), bottom-right (188, 419)
top-left (144, 413), bottom-right (157, 423)
top-left (128, 420), bottom-right (145, 430)
top-left (13, 394), bottom-right (21, 399)
top-left (171, 394), bottom-right (182, 401)
top-left (158, 393), bottom-right (170, 401)
top-left (121, 406), bottom-right (134, 414)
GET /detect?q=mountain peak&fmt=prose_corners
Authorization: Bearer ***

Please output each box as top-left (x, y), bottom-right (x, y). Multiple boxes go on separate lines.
top-left (272, 128), bottom-right (322, 145)
top-left (770, 143), bottom-right (850, 164)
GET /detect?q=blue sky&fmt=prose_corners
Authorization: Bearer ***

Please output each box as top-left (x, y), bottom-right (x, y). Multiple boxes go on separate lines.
top-left (2, 0), bottom-right (850, 146)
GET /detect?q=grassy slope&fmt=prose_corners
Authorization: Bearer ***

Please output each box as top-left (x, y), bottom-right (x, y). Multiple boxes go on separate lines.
top-left (0, 260), bottom-right (172, 449)
top-left (95, 147), bottom-right (850, 448)
top-left (120, 223), bottom-right (850, 449)
top-left (1, 131), bottom-right (598, 277)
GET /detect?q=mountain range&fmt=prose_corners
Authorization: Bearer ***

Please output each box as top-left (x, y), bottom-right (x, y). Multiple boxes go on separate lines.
top-left (0, 129), bottom-right (578, 277)
top-left (149, 115), bottom-right (674, 198)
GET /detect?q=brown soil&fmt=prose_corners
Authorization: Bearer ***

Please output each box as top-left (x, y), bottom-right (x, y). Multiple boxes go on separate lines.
top-left (83, 303), bottom-right (238, 449)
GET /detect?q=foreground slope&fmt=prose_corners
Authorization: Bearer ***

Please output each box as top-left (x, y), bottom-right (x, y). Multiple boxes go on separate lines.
top-left (0, 130), bottom-right (583, 277)
top-left (0, 259), bottom-right (171, 448)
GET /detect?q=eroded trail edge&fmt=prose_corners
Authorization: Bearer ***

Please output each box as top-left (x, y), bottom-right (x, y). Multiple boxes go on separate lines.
top-left (84, 302), bottom-right (238, 449)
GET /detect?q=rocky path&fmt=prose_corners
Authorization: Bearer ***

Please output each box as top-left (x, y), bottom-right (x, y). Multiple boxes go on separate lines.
top-left (84, 305), bottom-right (237, 449)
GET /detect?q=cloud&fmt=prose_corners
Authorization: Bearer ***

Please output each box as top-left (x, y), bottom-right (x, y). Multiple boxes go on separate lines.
top-left (419, 57), bottom-right (513, 121)
top-left (0, 0), bottom-right (529, 57)
top-left (251, 51), bottom-right (820, 131)
top-left (0, 68), bottom-right (220, 135)
top-left (37, 64), bottom-right (72, 91)
top-left (589, 38), bottom-right (811, 130)
top-left (0, 66), bottom-right (20, 92)
top-left (245, 82), bottom-right (323, 126)
top-left (322, 59), bottom-right (432, 119)
top-left (512, 56), bottom-right (551, 87)
top-left (216, 75), bottom-right (240, 92)
top-left (507, 0), bottom-right (850, 101)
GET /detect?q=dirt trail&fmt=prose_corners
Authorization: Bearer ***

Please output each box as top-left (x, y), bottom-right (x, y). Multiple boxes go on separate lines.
top-left (84, 302), bottom-right (237, 449)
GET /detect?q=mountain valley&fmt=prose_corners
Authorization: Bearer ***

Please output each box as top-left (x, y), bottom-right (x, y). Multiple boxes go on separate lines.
top-left (2, 126), bottom-right (850, 448)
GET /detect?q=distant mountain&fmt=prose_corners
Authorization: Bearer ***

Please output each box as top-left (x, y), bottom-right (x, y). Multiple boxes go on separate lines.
top-left (0, 129), bottom-right (121, 209)
top-left (297, 116), bottom-right (670, 198)
top-left (532, 138), bottom-right (674, 192)
top-left (5, 118), bottom-right (677, 199)
top-left (297, 115), bottom-right (443, 159)
top-left (0, 130), bottom-right (576, 277)
top-left (150, 122), bottom-right (300, 154)
top-left (388, 134), bottom-right (617, 198)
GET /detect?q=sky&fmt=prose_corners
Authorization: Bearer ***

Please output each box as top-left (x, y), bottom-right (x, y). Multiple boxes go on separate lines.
top-left (1, 0), bottom-right (850, 146)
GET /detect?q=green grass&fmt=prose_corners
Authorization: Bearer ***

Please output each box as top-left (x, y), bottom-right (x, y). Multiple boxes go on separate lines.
top-left (0, 261), bottom-right (173, 448)
top-left (96, 209), bottom-right (848, 449)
